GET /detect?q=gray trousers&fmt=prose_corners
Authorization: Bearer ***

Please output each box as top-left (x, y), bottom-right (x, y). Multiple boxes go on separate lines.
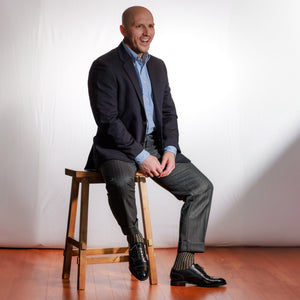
top-left (99, 134), bottom-right (213, 253)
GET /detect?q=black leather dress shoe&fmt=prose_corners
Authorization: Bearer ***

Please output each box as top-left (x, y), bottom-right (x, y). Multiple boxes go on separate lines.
top-left (170, 264), bottom-right (226, 287)
top-left (129, 242), bottom-right (149, 281)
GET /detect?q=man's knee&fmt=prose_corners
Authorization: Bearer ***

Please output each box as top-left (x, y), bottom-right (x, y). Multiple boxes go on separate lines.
top-left (190, 176), bottom-right (213, 203)
top-left (106, 175), bottom-right (135, 196)
top-left (192, 171), bottom-right (213, 194)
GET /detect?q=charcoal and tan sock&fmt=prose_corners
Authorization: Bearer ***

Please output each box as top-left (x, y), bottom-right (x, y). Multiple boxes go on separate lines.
top-left (172, 251), bottom-right (194, 270)
top-left (127, 231), bottom-right (144, 248)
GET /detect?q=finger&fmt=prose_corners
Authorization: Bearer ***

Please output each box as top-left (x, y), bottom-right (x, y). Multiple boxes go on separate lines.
top-left (160, 162), bottom-right (174, 177)
top-left (142, 170), bottom-right (149, 177)
top-left (152, 168), bottom-right (162, 177)
top-left (160, 158), bottom-right (167, 171)
top-left (160, 169), bottom-right (170, 177)
top-left (147, 171), bottom-right (154, 177)
top-left (154, 162), bottom-right (164, 175)
top-left (150, 171), bottom-right (158, 177)
top-left (141, 170), bottom-right (149, 177)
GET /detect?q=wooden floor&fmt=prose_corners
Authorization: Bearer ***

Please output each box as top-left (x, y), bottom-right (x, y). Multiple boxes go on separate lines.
top-left (0, 247), bottom-right (299, 300)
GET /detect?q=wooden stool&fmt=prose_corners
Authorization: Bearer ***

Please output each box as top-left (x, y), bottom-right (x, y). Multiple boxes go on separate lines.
top-left (62, 168), bottom-right (157, 290)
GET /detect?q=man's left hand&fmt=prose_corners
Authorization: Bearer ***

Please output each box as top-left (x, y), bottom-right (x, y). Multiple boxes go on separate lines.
top-left (159, 152), bottom-right (175, 177)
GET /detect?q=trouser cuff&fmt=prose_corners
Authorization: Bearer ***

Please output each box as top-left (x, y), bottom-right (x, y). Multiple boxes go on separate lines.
top-left (178, 241), bottom-right (205, 253)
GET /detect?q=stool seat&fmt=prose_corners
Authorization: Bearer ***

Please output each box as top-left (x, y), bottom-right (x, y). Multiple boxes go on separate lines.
top-left (62, 168), bottom-right (157, 290)
top-left (65, 168), bottom-right (145, 181)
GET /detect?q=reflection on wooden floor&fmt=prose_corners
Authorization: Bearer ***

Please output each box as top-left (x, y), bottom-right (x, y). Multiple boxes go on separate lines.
top-left (0, 247), bottom-right (299, 299)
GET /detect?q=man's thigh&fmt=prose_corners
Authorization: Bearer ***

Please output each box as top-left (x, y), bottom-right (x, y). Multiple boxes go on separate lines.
top-left (152, 162), bottom-right (213, 200)
top-left (99, 159), bottom-right (138, 183)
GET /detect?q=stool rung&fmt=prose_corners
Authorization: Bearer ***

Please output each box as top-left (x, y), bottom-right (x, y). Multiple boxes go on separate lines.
top-left (72, 247), bottom-right (129, 256)
top-left (67, 237), bottom-right (80, 249)
top-left (86, 255), bottom-right (129, 264)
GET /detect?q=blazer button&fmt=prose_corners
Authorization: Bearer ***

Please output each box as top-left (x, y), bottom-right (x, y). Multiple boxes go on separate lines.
top-left (143, 121), bottom-right (147, 126)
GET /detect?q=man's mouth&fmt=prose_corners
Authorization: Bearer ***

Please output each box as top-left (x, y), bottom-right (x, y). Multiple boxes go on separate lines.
top-left (140, 38), bottom-right (150, 44)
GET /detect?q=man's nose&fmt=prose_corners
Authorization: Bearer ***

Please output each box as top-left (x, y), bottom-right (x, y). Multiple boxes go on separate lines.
top-left (142, 27), bottom-right (149, 35)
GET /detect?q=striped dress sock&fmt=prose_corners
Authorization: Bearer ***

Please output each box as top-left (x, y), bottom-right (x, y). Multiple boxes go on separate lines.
top-left (127, 231), bottom-right (144, 247)
top-left (172, 252), bottom-right (194, 270)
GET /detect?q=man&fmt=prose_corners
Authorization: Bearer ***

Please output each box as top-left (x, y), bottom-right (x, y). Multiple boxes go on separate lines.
top-left (86, 6), bottom-right (226, 287)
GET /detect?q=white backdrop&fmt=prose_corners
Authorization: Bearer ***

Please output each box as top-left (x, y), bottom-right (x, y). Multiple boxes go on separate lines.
top-left (1, 0), bottom-right (300, 248)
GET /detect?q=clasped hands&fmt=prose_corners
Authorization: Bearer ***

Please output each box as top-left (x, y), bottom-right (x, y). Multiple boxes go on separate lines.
top-left (139, 152), bottom-right (175, 178)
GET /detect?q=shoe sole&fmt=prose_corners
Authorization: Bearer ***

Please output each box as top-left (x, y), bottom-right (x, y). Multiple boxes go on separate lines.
top-left (170, 280), bottom-right (226, 287)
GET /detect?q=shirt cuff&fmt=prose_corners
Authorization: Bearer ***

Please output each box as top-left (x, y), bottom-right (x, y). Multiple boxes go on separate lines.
top-left (135, 149), bottom-right (150, 165)
top-left (164, 145), bottom-right (177, 156)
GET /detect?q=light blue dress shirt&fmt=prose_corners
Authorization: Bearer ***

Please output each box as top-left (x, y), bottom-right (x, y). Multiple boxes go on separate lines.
top-left (123, 42), bottom-right (177, 164)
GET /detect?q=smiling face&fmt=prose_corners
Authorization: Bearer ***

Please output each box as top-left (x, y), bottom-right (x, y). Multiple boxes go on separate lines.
top-left (120, 7), bottom-right (155, 57)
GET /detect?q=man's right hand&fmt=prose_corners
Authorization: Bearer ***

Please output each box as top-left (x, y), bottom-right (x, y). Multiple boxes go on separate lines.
top-left (139, 155), bottom-right (163, 177)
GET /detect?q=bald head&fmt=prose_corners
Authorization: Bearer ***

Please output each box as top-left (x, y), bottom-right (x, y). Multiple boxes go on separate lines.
top-left (122, 6), bottom-right (153, 29)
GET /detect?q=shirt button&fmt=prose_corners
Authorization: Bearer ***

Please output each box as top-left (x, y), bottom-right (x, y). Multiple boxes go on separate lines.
top-left (143, 81), bottom-right (146, 84)
top-left (145, 97), bottom-right (148, 100)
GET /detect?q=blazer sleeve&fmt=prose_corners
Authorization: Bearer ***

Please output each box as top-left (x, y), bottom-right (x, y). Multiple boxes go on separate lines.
top-left (160, 62), bottom-right (181, 152)
top-left (88, 60), bottom-right (144, 160)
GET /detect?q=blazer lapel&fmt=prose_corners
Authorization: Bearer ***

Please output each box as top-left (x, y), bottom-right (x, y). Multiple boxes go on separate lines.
top-left (117, 44), bottom-right (144, 106)
top-left (123, 60), bottom-right (144, 105)
top-left (147, 58), bottom-right (161, 107)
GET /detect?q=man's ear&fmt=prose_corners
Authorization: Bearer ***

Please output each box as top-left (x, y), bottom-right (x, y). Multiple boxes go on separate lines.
top-left (120, 25), bottom-right (127, 37)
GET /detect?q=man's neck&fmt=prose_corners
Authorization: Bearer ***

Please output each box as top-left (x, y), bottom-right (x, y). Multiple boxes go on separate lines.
top-left (122, 41), bottom-right (149, 65)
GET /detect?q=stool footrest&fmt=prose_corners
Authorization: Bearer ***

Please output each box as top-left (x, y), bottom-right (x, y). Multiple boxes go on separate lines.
top-left (87, 255), bottom-right (129, 264)
top-left (67, 237), bottom-right (81, 249)
top-left (72, 247), bottom-right (129, 256)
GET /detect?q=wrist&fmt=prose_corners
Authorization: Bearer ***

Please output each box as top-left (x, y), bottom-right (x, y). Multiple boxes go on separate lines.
top-left (164, 145), bottom-right (177, 156)
top-left (135, 149), bottom-right (150, 165)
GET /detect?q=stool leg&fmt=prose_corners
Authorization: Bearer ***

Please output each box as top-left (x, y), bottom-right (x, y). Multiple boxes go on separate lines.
top-left (138, 177), bottom-right (158, 285)
top-left (62, 177), bottom-right (79, 279)
top-left (77, 178), bottom-right (89, 290)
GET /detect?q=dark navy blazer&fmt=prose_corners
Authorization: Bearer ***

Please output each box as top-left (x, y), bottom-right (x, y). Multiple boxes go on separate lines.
top-left (85, 43), bottom-right (189, 170)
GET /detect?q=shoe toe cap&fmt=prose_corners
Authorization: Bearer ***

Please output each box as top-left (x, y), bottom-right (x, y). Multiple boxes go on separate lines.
top-left (130, 265), bottom-right (149, 281)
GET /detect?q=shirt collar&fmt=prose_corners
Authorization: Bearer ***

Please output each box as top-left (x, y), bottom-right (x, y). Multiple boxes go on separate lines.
top-left (122, 41), bottom-right (150, 65)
